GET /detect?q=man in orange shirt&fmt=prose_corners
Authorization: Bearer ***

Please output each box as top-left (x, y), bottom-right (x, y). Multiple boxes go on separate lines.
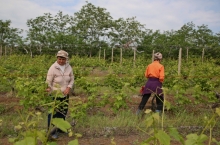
top-left (136, 52), bottom-right (164, 115)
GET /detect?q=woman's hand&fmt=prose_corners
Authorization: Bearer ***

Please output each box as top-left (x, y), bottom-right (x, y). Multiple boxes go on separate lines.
top-left (46, 87), bottom-right (51, 92)
top-left (64, 87), bottom-right (71, 95)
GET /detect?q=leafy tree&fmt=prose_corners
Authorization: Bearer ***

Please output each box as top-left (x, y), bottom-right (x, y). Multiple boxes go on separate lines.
top-left (0, 20), bottom-right (23, 56)
top-left (195, 24), bottom-right (213, 47)
top-left (26, 13), bottom-right (54, 54)
top-left (109, 17), bottom-right (146, 61)
top-left (2, 1), bottom-right (220, 58)
top-left (72, 1), bottom-right (113, 57)
top-left (26, 11), bottom-right (77, 55)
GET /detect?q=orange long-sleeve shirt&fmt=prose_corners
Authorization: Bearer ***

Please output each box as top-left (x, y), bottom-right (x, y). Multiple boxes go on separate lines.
top-left (145, 61), bottom-right (164, 83)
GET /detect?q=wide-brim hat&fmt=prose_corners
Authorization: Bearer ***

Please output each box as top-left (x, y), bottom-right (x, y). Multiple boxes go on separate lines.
top-left (57, 50), bottom-right (68, 59)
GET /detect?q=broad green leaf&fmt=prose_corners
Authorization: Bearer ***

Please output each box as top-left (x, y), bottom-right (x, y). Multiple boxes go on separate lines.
top-left (68, 139), bottom-right (79, 145)
top-left (169, 127), bottom-right (184, 144)
top-left (198, 134), bottom-right (208, 143)
top-left (155, 130), bottom-right (170, 145)
top-left (185, 133), bottom-right (208, 145)
top-left (52, 118), bottom-right (71, 133)
top-left (14, 137), bottom-right (35, 145)
top-left (164, 101), bottom-right (171, 110)
top-left (8, 137), bottom-right (17, 143)
top-left (37, 130), bottom-right (47, 142)
top-left (152, 113), bottom-right (160, 121)
top-left (146, 117), bottom-right (153, 128)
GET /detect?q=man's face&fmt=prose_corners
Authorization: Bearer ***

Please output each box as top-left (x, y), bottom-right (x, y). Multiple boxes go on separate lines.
top-left (57, 57), bottom-right (66, 66)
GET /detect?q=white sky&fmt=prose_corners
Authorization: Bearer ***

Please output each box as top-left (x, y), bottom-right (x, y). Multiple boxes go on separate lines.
top-left (0, 0), bottom-right (220, 35)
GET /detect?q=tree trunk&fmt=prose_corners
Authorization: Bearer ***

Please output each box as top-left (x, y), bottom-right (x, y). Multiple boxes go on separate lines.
top-left (29, 45), bottom-right (33, 58)
top-left (38, 46), bottom-right (42, 54)
top-left (23, 46), bottom-right (29, 54)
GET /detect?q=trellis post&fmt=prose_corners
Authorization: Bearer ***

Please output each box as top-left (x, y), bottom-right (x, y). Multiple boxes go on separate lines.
top-left (186, 47), bottom-right (189, 62)
top-left (178, 48), bottom-right (182, 75)
top-left (202, 48), bottom-right (205, 63)
top-left (152, 50), bottom-right (155, 62)
top-left (133, 48), bottom-right (136, 67)
top-left (120, 48), bottom-right (122, 65)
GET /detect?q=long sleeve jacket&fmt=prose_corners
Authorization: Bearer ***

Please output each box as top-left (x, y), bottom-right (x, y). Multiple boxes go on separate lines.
top-left (145, 61), bottom-right (164, 83)
top-left (46, 61), bottom-right (74, 93)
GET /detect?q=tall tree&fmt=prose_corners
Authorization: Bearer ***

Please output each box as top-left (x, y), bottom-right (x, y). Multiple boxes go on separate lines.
top-left (175, 22), bottom-right (196, 47)
top-left (194, 24), bottom-right (213, 47)
top-left (109, 17), bottom-right (146, 62)
top-left (26, 11), bottom-right (77, 54)
top-left (26, 13), bottom-right (54, 54)
top-left (0, 20), bottom-right (22, 56)
top-left (72, 1), bottom-right (113, 56)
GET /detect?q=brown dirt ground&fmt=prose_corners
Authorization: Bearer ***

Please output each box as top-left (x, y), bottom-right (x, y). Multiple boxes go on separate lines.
top-left (0, 93), bottom-right (219, 145)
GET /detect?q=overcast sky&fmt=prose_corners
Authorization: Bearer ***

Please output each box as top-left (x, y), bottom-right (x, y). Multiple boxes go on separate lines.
top-left (1, 0), bottom-right (220, 35)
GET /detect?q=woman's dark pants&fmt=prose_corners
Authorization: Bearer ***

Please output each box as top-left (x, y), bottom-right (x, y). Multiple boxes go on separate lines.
top-left (48, 95), bottom-right (69, 132)
top-left (138, 94), bottom-right (164, 111)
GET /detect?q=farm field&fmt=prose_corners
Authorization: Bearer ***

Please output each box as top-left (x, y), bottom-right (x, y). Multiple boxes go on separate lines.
top-left (0, 94), bottom-right (167, 145)
top-left (1, 93), bottom-right (219, 145)
top-left (0, 55), bottom-right (220, 145)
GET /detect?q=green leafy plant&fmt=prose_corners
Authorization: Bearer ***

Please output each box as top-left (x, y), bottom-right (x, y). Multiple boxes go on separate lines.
top-left (15, 77), bottom-right (50, 110)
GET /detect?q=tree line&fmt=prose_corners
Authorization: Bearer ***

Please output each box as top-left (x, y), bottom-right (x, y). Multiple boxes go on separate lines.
top-left (0, 1), bottom-right (220, 59)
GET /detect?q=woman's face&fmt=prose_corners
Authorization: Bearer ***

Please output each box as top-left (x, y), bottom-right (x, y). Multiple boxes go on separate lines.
top-left (57, 57), bottom-right (67, 66)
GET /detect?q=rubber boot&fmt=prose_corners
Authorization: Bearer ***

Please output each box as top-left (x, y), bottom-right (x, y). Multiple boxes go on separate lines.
top-left (136, 109), bottom-right (142, 115)
top-left (156, 110), bottom-right (162, 116)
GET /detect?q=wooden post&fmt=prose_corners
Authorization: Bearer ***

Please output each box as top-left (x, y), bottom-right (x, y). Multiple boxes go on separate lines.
top-left (99, 47), bottom-right (101, 60)
top-left (152, 50), bottom-right (155, 62)
top-left (133, 48), bottom-right (136, 67)
top-left (202, 48), bottom-right (205, 63)
top-left (120, 47), bottom-right (122, 65)
top-left (0, 45), bottom-right (2, 58)
top-left (103, 49), bottom-right (105, 60)
top-left (178, 48), bottom-right (182, 75)
top-left (5, 46), bottom-right (7, 56)
top-left (111, 48), bottom-right (114, 63)
top-left (186, 47), bottom-right (189, 61)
